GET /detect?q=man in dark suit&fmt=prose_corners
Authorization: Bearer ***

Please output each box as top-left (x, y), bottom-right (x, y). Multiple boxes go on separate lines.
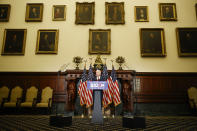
top-left (93, 69), bottom-right (103, 107)
top-left (163, 6), bottom-right (173, 18)
top-left (137, 8), bottom-right (147, 21)
top-left (4, 34), bottom-right (22, 53)
top-left (54, 8), bottom-right (64, 18)
top-left (92, 33), bottom-right (107, 52)
top-left (91, 69), bottom-right (104, 123)
top-left (29, 7), bottom-right (39, 18)
top-left (39, 33), bottom-right (54, 51)
top-left (0, 8), bottom-right (7, 19)
top-left (142, 32), bottom-right (162, 54)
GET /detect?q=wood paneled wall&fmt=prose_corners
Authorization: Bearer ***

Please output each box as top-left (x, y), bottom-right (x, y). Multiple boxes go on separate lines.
top-left (0, 72), bottom-right (197, 104)
top-left (0, 72), bottom-right (66, 102)
top-left (135, 72), bottom-right (197, 103)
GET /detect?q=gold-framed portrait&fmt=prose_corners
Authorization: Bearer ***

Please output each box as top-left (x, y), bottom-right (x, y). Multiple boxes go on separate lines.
top-left (140, 28), bottom-right (166, 57)
top-left (196, 4), bottom-right (197, 20)
top-left (105, 2), bottom-right (125, 25)
top-left (36, 29), bottom-right (59, 54)
top-left (0, 4), bottom-right (11, 22)
top-left (176, 28), bottom-right (197, 57)
top-left (52, 5), bottom-right (66, 21)
top-left (134, 6), bottom-right (149, 22)
top-left (159, 3), bottom-right (177, 21)
top-left (89, 29), bottom-right (111, 54)
top-left (25, 3), bottom-right (43, 22)
top-left (75, 2), bottom-right (95, 25)
top-left (1, 29), bottom-right (27, 55)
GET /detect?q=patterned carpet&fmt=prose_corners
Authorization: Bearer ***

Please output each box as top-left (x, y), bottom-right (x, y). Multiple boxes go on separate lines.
top-left (0, 115), bottom-right (197, 131)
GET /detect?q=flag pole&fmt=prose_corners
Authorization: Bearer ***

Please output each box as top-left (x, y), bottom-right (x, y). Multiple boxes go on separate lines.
top-left (89, 57), bottom-right (93, 66)
top-left (84, 59), bottom-right (87, 69)
top-left (82, 59), bottom-right (87, 118)
top-left (103, 58), bottom-right (107, 65)
top-left (111, 59), bottom-right (114, 68)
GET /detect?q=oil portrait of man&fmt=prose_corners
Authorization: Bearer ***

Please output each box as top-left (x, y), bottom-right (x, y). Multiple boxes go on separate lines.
top-left (89, 29), bottom-right (111, 54)
top-left (0, 5), bottom-right (10, 22)
top-left (25, 3), bottom-right (43, 22)
top-left (53, 5), bottom-right (66, 21)
top-left (29, 7), bottom-right (40, 18)
top-left (176, 28), bottom-right (197, 56)
top-left (36, 30), bottom-right (59, 54)
top-left (106, 2), bottom-right (125, 24)
top-left (163, 6), bottom-right (173, 18)
top-left (196, 4), bottom-right (197, 20)
top-left (1, 29), bottom-right (27, 55)
top-left (135, 6), bottom-right (148, 22)
top-left (76, 2), bottom-right (94, 24)
top-left (0, 8), bottom-right (7, 18)
top-left (140, 28), bottom-right (166, 57)
top-left (159, 3), bottom-right (177, 21)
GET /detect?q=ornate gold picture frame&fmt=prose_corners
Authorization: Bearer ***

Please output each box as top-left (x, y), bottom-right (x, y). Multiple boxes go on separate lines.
top-left (36, 29), bottom-right (59, 54)
top-left (75, 2), bottom-right (95, 25)
top-left (89, 29), bottom-right (111, 54)
top-left (105, 2), bottom-right (125, 25)
top-left (159, 3), bottom-right (177, 21)
top-left (52, 5), bottom-right (66, 21)
top-left (134, 6), bottom-right (149, 22)
top-left (140, 28), bottom-right (166, 57)
top-left (176, 28), bottom-right (197, 57)
top-left (0, 4), bottom-right (11, 22)
top-left (1, 29), bottom-right (27, 55)
top-left (25, 3), bottom-right (43, 22)
top-left (196, 4), bottom-right (197, 20)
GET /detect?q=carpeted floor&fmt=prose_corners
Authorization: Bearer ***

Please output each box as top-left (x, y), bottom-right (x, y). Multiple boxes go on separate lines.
top-left (0, 115), bottom-right (197, 131)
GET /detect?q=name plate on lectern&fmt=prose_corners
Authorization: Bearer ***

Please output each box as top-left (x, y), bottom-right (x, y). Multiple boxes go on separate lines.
top-left (87, 81), bottom-right (108, 90)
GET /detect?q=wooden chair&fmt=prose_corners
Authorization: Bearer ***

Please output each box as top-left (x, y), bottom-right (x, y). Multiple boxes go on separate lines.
top-left (3, 86), bottom-right (23, 108)
top-left (20, 86), bottom-right (38, 108)
top-left (187, 87), bottom-right (197, 114)
top-left (0, 86), bottom-right (10, 108)
top-left (36, 86), bottom-right (53, 114)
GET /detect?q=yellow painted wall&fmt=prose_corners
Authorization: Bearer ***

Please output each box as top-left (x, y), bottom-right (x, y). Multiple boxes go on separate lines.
top-left (0, 0), bottom-right (197, 72)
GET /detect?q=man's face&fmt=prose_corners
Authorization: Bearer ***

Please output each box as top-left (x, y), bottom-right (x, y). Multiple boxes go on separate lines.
top-left (96, 34), bottom-right (100, 41)
top-left (165, 7), bottom-right (170, 13)
top-left (186, 33), bottom-right (191, 39)
top-left (84, 6), bottom-right (89, 12)
top-left (32, 8), bottom-right (36, 13)
top-left (150, 33), bottom-right (154, 38)
top-left (56, 8), bottom-right (60, 13)
top-left (44, 34), bottom-right (48, 40)
top-left (1, 9), bottom-right (5, 13)
top-left (140, 9), bottom-right (144, 14)
top-left (96, 70), bottom-right (101, 77)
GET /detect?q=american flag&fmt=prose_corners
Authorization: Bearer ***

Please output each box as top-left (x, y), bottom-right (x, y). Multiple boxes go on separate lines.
top-left (78, 68), bottom-right (87, 106)
top-left (111, 66), bottom-right (121, 106)
top-left (78, 65), bottom-right (121, 108)
top-left (101, 65), bottom-right (113, 108)
top-left (86, 64), bottom-right (94, 108)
